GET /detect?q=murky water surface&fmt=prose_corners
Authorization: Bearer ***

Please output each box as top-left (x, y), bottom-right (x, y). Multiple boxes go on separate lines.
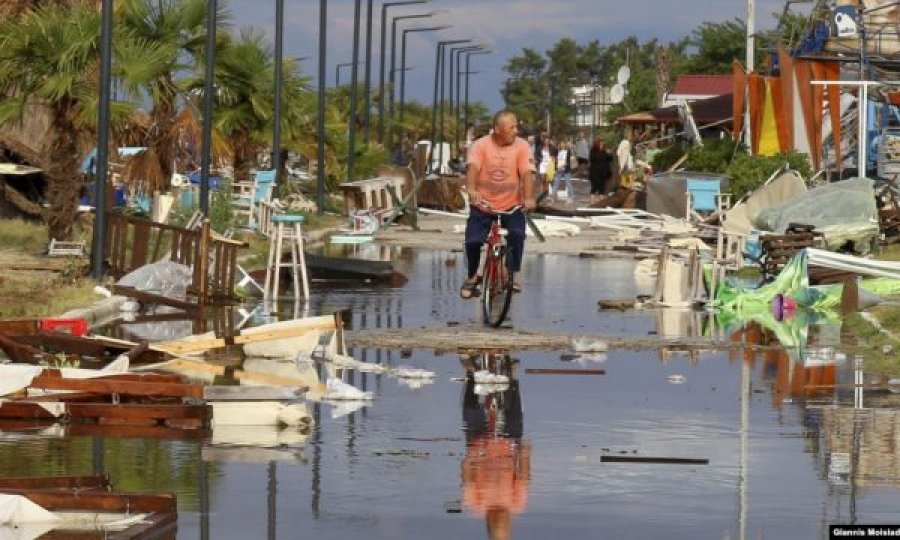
top-left (2, 248), bottom-right (900, 539)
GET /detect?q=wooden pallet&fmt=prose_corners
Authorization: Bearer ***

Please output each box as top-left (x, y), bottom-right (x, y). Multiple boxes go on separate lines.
top-left (0, 401), bottom-right (211, 429)
top-left (759, 232), bottom-right (817, 279)
top-left (0, 478), bottom-right (177, 540)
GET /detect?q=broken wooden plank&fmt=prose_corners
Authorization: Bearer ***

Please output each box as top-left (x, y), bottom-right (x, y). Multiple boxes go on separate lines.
top-left (28, 375), bottom-right (204, 400)
top-left (156, 315), bottom-right (337, 355)
top-left (0, 401), bottom-right (211, 425)
top-left (600, 455), bottom-right (708, 464)
top-left (155, 358), bottom-right (322, 389)
top-left (6, 489), bottom-right (176, 513)
top-left (0, 331), bottom-right (50, 363)
top-left (0, 319), bottom-right (39, 336)
top-left (10, 333), bottom-right (163, 365)
top-left (525, 368), bottom-right (606, 375)
top-left (67, 423), bottom-right (211, 441)
top-left (112, 285), bottom-right (201, 314)
top-left (0, 475), bottom-right (110, 490)
top-left (203, 385), bottom-right (307, 401)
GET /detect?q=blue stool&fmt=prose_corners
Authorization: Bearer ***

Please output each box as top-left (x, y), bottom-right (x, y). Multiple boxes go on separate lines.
top-left (264, 214), bottom-right (309, 302)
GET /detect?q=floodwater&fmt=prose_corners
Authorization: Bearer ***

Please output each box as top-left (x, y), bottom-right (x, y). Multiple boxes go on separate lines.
top-left (2, 247), bottom-right (900, 539)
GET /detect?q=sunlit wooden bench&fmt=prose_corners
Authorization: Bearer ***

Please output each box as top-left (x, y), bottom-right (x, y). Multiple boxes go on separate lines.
top-left (338, 176), bottom-right (405, 214)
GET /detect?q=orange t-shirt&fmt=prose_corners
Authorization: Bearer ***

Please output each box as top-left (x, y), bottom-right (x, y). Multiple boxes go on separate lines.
top-left (461, 437), bottom-right (530, 516)
top-left (467, 135), bottom-right (534, 211)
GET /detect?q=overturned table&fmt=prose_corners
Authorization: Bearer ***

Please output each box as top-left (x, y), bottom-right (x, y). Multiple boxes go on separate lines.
top-left (339, 176), bottom-right (405, 214)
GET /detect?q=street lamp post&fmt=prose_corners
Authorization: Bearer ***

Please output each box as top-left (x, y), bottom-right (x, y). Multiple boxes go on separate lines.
top-left (316, 0), bottom-right (328, 215)
top-left (347, 0), bottom-right (362, 184)
top-left (430, 39), bottom-right (470, 173)
top-left (272, 0), bottom-right (285, 184)
top-left (363, 0), bottom-right (374, 144)
top-left (452, 46), bottom-right (484, 156)
top-left (463, 50), bottom-right (490, 144)
top-left (387, 11), bottom-right (435, 151)
top-left (446, 45), bottom-right (479, 161)
top-left (91, 0), bottom-right (114, 279)
top-left (398, 26), bottom-right (447, 157)
top-left (379, 0), bottom-right (427, 144)
top-left (199, 0), bottom-right (218, 215)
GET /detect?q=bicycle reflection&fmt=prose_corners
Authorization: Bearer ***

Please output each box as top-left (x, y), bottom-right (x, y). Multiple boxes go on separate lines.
top-left (459, 351), bottom-right (531, 540)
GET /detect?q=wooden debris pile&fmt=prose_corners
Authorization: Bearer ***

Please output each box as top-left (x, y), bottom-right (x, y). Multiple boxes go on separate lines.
top-left (0, 475), bottom-right (177, 539)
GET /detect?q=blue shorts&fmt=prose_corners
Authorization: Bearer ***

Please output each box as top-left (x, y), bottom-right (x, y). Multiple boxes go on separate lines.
top-left (464, 205), bottom-right (526, 274)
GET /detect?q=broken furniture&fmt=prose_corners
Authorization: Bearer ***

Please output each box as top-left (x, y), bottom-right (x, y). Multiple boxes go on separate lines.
top-left (338, 176), bottom-right (405, 214)
top-left (757, 228), bottom-right (820, 280)
top-left (106, 213), bottom-right (241, 306)
top-left (0, 366), bottom-right (211, 432)
top-left (263, 213), bottom-right (310, 303)
top-left (232, 169), bottom-right (277, 228)
top-left (685, 177), bottom-right (731, 220)
top-left (0, 475), bottom-right (177, 539)
top-left (646, 171), bottom-right (729, 219)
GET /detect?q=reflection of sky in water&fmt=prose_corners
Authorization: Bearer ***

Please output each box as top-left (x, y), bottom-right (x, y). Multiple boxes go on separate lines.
top-left (303, 249), bottom-right (656, 338)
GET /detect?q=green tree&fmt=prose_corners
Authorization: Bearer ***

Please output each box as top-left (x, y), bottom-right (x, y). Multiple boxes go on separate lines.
top-left (118, 0), bottom-right (227, 191)
top-left (0, 6), bottom-right (145, 239)
top-left (205, 30), bottom-right (313, 183)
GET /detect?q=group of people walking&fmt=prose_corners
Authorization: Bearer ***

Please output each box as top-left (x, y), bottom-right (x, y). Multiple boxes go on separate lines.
top-left (527, 131), bottom-right (649, 205)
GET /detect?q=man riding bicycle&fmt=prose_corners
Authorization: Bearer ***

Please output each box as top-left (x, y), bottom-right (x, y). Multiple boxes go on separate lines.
top-left (460, 110), bottom-right (536, 299)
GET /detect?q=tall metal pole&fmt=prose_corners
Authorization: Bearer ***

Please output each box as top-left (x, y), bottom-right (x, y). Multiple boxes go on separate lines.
top-left (429, 43), bottom-right (441, 173)
top-left (429, 39), bottom-right (469, 173)
top-left (745, 0), bottom-right (754, 153)
top-left (388, 12), bottom-right (433, 152)
top-left (399, 26), bottom-right (446, 154)
top-left (363, 0), bottom-right (374, 144)
top-left (273, 0), bottom-right (284, 183)
top-left (463, 50), bottom-right (490, 144)
top-left (347, 0), bottom-right (362, 184)
top-left (91, 0), bottom-right (114, 279)
top-left (452, 47), bottom-right (481, 157)
top-left (464, 54), bottom-right (472, 138)
top-left (316, 0), bottom-right (327, 214)
top-left (199, 0), bottom-right (217, 215)
top-left (378, 1), bottom-right (427, 144)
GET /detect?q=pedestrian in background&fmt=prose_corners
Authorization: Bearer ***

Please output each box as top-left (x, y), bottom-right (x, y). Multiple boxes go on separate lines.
top-left (552, 139), bottom-right (574, 203)
top-left (589, 137), bottom-right (614, 204)
top-left (574, 132), bottom-right (590, 176)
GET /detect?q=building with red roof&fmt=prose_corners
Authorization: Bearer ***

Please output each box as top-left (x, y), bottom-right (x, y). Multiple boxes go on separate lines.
top-left (662, 74), bottom-right (733, 107)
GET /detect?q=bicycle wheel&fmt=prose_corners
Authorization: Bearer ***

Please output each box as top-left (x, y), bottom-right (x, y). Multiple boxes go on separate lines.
top-left (481, 247), bottom-right (514, 327)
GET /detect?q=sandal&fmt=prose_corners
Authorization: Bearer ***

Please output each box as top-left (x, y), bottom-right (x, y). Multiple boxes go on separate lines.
top-left (460, 279), bottom-right (480, 299)
top-left (512, 281), bottom-right (522, 293)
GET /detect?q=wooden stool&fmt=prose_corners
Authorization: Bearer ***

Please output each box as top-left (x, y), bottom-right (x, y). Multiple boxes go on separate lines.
top-left (264, 214), bottom-right (310, 302)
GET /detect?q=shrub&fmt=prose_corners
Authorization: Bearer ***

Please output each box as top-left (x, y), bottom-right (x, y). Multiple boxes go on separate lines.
top-left (726, 150), bottom-right (811, 200)
top-left (683, 138), bottom-right (742, 173)
top-left (669, 138), bottom-right (812, 200)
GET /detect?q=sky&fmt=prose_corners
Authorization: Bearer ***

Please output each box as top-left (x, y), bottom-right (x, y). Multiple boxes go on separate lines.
top-left (229, 0), bottom-right (793, 111)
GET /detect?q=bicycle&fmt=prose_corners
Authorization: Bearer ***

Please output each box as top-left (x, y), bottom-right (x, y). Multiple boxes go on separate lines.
top-left (476, 205), bottom-right (522, 328)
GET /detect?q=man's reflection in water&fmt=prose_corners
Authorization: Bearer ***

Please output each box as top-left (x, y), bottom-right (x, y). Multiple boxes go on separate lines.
top-left (460, 351), bottom-right (531, 540)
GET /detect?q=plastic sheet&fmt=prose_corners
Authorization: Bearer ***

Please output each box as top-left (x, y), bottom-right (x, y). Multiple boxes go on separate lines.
top-left (116, 259), bottom-right (193, 300)
top-left (753, 177), bottom-right (878, 250)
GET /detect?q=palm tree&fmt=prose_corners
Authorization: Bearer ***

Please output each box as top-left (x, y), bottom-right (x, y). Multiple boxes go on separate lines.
top-left (204, 30), bottom-right (313, 183)
top-left (0, 6), bottom-right (111, 240)
top-left (117, 0), bottom-right (226, 191)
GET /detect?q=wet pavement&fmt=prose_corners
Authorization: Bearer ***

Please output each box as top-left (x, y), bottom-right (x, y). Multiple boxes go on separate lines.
top-left (2, 248), bottom-right (900, 539)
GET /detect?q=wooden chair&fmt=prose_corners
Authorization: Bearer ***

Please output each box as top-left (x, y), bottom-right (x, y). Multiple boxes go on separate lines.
top-left (233, 170), bottom-right (277, 228)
